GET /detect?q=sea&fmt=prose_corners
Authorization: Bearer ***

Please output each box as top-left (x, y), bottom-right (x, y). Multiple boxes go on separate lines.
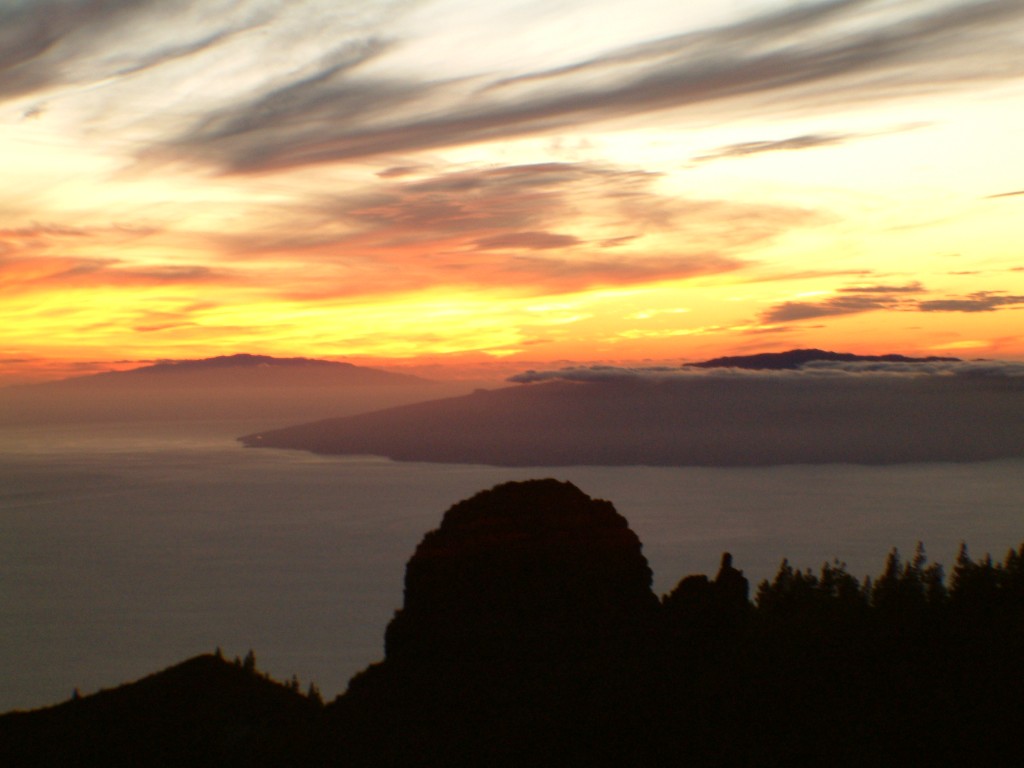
top-left (2, 420), bottom-right (1022, 712)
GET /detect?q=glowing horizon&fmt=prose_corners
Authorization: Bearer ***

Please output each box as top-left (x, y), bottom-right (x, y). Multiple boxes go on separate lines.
top-left (2, 0), bottom-right (1023, 385)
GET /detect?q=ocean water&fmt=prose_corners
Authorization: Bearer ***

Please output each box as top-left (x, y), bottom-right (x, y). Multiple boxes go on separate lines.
top-left (1, 421), bottom-right (1022, 712)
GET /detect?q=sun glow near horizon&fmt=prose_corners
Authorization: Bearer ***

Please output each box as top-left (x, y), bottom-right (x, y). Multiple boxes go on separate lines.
top-left (2, 0), bottom-right (1023, 385)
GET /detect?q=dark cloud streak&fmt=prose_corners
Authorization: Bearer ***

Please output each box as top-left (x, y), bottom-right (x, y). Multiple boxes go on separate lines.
top-left (0, 0), bottom-right (266, 100)
top-left (693, 133), bottom-right (856, 163)
top-left (917, 292), bottom-right (1024, 313)
top-left (154, 0), bottom-right (1024, 173)
top-left (761, 285), bottom-right (1024, 323)
top-left (761, 295), bottom-right (902, 322)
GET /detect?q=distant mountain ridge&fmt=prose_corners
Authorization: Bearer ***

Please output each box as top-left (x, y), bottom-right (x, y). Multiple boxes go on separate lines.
top-left (240, 350), bottom-right (1023, 466)
top-left (120, 353), bottom-right (361, 373)
top-left (0, 354), bottom-right (465, 427)
top-left (12, 353), bottom-right (428, 387)
top-left (687, 348), bottom-right (961, 370)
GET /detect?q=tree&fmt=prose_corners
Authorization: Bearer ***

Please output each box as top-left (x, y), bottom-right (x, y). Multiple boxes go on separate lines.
top-left (307, 682), bottom-right (324, 705)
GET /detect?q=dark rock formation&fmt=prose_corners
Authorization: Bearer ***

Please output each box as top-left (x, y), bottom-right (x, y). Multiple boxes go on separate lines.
top-left (383, 479), bottom-right (659, 661)
top-left (326, 480), bottom-right (665, 766)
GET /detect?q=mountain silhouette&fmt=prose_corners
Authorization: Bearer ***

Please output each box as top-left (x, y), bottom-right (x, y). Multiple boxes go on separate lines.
top-left (3, 480), bottom-right (1023, 766)
top-left (240, 360), bottom-right (1024, 465)
top-left (687, 348), bottom-right (960, 369)
top-left (1, 354), bottom-right (467, 426)
top-left (0, 653), bottom-right (318, 767)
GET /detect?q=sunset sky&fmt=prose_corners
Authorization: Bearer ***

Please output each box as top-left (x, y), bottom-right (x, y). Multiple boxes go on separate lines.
top-left (2, 0), bottom-right (1023, 384)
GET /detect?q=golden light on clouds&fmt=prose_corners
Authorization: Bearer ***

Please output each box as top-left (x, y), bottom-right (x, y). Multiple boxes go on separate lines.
top-left (2, 0), bottom-right (1023, 383)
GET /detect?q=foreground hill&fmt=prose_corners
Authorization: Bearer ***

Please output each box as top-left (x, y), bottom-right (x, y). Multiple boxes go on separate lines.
top-left (0, 354), bottom-right (470, 426)
top-left (0, 653), bottom-right (319, 768)
top-left (240, 353), bottom-right (1024, 465)
top-left (4, 480), bottom-right (1022, 767)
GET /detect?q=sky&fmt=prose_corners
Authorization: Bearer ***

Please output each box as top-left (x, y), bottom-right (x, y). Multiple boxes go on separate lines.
top-left (1, 0), bottom-right (1023, 384)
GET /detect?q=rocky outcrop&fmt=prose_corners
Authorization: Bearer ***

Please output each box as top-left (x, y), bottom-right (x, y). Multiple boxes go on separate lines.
top-left (383, 479), bottom-right (659, 660)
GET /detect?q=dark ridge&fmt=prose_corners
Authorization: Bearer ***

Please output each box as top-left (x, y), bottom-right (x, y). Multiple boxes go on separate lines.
top-left (0, 653), bottom-right (320, 768)
top-left (239, 373), bottom-right (1024, 466)
top-left (686, 348), bottom-right (961, 369)
top-left (134, 353), bottom-right (357, 372)
top-left (0, 353), bottom-right (452, 426)
top-left (4, 481), bottom-right (1024, 767)
top-left (11, 353), bottom-right (429, 386)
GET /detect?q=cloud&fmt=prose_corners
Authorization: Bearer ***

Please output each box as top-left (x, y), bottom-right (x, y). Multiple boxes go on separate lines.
top-left (276, 251), bottom-right (743, 302)
top-left (147, 0), bottom-right (1024, 173)
top-left (377, 165), bottom-right (428, 179)
top-left (800, 359), bottom-right (1024, 377)
top-left (132, 313), bottom-right (201, 333)
top-left (0, 0), bottom-right (265, 100)
top-left (694, 133), bottom-right (857, 163)
top-left (209, 160), bottom-right (815, 299)
top-left (691, 123), bottom-right (927, 164)
top-left (836, 282), bottom-right (924, 294)
top-left (473, 232), bottom-right (582, 251)
top-left (759, 284), bottom-right (1024, 323)
top-left (0, 220), bottom-right (221, 292)
top-left (760, 294), bottom-right (903, 322)
top-left (507, 358), bottom-right (1024, 384)
top-left (495, 252), bottom-right (741, 292)
top-left (0, 255), bottom-right (220, 293)
top-left (917, 292), bottom-right (1024, 313)
top-left (333, 162), bottom-right (818, 244)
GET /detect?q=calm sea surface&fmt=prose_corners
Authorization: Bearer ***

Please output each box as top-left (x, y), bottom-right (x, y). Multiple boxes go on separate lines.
top-left (2, 420), bottom-right (1022, 712)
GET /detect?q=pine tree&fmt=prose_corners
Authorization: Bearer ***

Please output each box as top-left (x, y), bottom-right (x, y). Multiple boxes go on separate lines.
top-left (307, 682), bottom-right (324, 705)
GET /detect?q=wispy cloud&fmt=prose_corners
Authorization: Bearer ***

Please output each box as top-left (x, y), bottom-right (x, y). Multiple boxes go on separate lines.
top-left (917, 292), bottom-right (1024, 313)
top-left (473, 232), bottom-right (582, 251)
top-left (0, 255), bottom-right (221, 293)
top-left (760, 284), bottom-right (1024, 323)
top-left (836, 282), bottom-right (924, 294)
top-left (760, 294), bottom-right (908, 322)
top-left (0, 0), bottom-right (267, 99)
top-left (208, 161), bottom-right (815, 298)
top-left (693, 133), bottom-right (856, 163)
top-left (130, 0), bottom-right (1024, 173)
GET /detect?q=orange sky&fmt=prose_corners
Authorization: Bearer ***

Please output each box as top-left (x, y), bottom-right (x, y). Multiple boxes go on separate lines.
top-left (2, 0), bottom-right (1023, 384)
